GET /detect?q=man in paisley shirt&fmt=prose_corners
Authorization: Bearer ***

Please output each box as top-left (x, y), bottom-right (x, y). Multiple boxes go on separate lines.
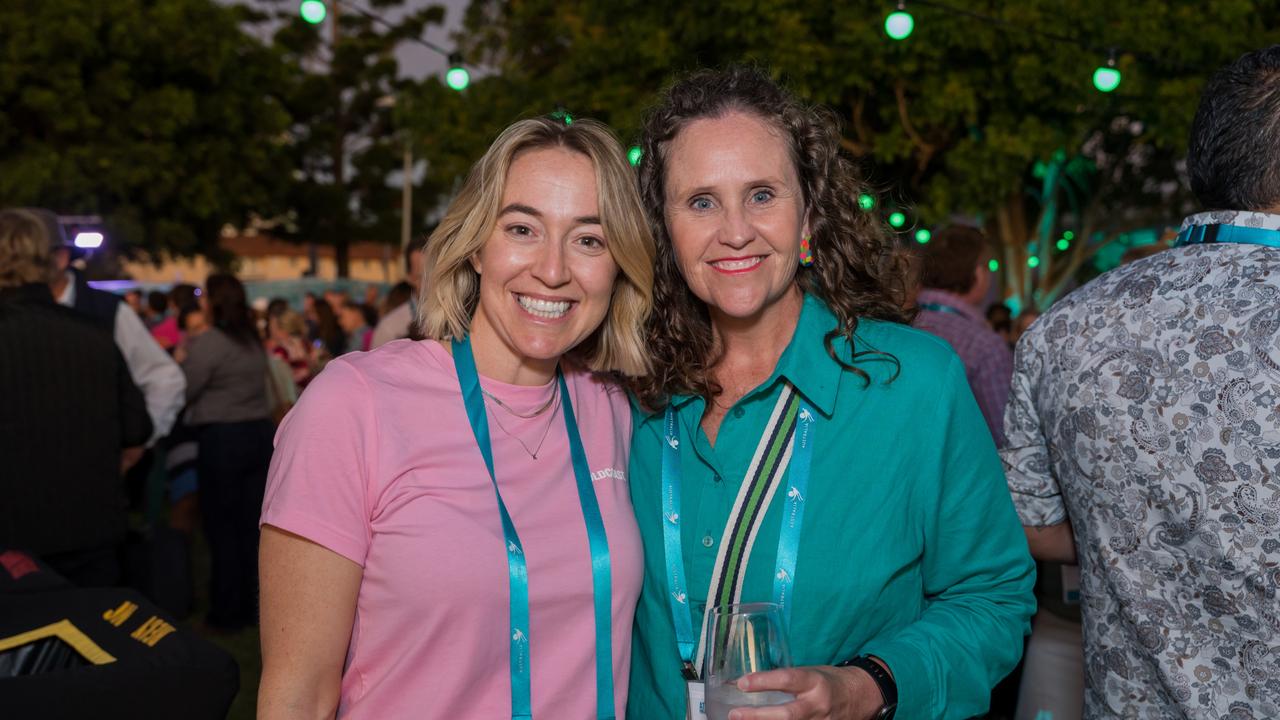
top-left (1002, 45), bottom-right (1280, 719)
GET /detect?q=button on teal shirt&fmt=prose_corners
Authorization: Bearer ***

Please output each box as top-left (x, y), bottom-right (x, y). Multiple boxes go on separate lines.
top-left (628, 295), bottom-right (1035, 719)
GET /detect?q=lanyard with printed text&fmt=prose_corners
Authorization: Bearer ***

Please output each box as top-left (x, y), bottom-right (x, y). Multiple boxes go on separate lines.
top-left (660, 384), bottom-right (816, 679)
top-left (453, 336), bottom-right (615, 720)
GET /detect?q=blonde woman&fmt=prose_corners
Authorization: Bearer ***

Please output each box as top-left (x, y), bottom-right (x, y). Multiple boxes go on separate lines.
top-left (258, 116), bottom-right (655, 719)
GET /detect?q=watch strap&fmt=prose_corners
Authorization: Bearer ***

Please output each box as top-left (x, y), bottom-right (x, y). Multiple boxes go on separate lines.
top-left (837, 655), bottom-right (897, 717)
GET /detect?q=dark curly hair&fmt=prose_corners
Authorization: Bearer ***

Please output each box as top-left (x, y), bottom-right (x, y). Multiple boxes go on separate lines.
top-left (629, 65), bottom-right (912, 410)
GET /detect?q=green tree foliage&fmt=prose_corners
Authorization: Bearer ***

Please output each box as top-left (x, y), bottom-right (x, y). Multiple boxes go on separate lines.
top-left (408, 0), bottom-right (1279, 309)
top-left (0, 0), bottom-right (293, 261)
top-left (257, 0), bottom-right (445, 277)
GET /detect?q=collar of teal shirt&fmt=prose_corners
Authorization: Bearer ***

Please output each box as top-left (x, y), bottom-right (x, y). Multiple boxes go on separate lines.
top-left (665, 293), bottom-right (848, 419)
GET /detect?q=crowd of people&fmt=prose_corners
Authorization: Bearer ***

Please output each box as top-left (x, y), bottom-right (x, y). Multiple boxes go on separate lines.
top-left (0, 217), bottom-right (427, 633)
top-left (3, 44), bottom-right (1280, 720)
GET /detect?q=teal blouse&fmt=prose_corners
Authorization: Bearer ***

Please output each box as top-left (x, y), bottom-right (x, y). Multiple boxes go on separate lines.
top-left (627, 294), bottom-right (1035, 719)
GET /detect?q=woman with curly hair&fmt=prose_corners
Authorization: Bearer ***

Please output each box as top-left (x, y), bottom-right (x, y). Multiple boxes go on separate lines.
top-left (626, 67), bottom-right (1035, 720)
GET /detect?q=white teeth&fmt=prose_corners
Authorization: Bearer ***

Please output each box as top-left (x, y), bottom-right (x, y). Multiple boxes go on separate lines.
top-left (712, 257), bottom-right (763, 271)
top-left (517, 295), bottom-right (571, 319)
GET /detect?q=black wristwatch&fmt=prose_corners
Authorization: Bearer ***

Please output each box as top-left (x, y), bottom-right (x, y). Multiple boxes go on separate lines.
top-left (836, 655), bottom-right (897, 720)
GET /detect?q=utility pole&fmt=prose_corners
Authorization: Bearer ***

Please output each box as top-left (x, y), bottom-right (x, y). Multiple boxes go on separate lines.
top-left (331, 0), bottom-right (351, 278)
top-left (401, 131), bottom-right (412, 252)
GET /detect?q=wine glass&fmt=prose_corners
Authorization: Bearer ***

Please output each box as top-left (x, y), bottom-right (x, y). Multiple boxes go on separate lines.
top-left (703, 602), bottom-right (795, 720)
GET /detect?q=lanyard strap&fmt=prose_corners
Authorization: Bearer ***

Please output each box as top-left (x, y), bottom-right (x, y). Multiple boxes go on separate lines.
top-left (452, 337), bottom-right (615, 720)
top-left (661, 384), bottom-right (817, 678)
top-left (1176, 222), bottom-right (1280, 248)
top-left (918, 301), bottom-right (965, 317)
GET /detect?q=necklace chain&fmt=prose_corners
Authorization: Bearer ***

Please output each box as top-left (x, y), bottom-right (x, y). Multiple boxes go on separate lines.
top-left (481, 382), bottom-right (559, 419)
top-left (484, 385), bottom-right (561, 460)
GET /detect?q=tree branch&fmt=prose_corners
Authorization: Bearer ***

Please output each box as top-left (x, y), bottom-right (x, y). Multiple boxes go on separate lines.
top-left (894, 81), bottom-right (936, 175)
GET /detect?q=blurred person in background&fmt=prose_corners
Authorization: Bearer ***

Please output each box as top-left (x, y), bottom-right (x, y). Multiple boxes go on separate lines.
top-left (265, 308), bottom-right (314, 388)
top-left (0, 208), bottom-right (152, 585)
top-left (123, 288), bottom-right (143, 315)
top-left (143, 289), bottom-right (168, 328)
top-left (337, 297), bottom-right (373, 354)
top-left (310, 297), bottom-right (345, 363)
top-left (381, 280), bottom-right (414, 319)
top-left (32, 208), bottom-right (184, 449)
top-left (913, 225), bottom-right (1013, 446)
top-left (151, 283), bottom-right (199, 353)
top-left (362, 283), bottom-right (380, 310)
top-left (301, 292), bottom-right (319, 338)
top-left (371, 238), bottom-right (428, 348)
top-left (1011, 309), bottom-right (1040, 346)
top-left (179, 272), bottom-right (274, 632)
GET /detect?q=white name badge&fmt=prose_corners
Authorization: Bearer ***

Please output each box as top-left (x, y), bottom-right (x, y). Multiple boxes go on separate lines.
top-left (686, 680), bottom-right (707, 720)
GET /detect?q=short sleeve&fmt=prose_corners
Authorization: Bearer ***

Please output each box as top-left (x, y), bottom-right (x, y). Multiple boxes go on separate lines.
top-left (1000, 328), bottom-right (1068, 527)
top-left (261, 359), bottom-right (379, 565)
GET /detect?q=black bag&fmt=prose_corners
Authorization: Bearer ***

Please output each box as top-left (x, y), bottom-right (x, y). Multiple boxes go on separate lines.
top-left (0, 581), bottom-right (238, 720)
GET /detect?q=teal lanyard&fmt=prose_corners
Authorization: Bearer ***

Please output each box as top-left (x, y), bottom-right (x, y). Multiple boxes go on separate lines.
top-left (1176, 222), bottom-right (1280, 248)
top-left (660, 391), bottom-right (816, 678)
top-left (452, 337), bottom-right (616, 719)
top-left (918, 301), bottom-right (964, 317)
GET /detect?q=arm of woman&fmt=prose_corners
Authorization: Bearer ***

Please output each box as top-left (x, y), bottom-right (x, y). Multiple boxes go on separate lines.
top-left (257, 359), bottom-right (379, 718)
top-left (258, 526), bottom-right (362, 720)
top-left (853, 354), bottom-right (1036, 719)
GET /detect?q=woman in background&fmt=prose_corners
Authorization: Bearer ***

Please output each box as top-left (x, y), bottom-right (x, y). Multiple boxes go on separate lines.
top-left (179, 272), bottom-right (273, 632)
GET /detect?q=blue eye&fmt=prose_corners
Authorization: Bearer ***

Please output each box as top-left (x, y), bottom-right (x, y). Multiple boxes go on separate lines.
top-left (751, 189), bottom-right (774, 203)
top-left (691, 197), bottom-right (714, 211)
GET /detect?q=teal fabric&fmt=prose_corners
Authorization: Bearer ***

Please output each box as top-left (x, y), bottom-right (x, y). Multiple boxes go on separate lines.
top-left (627, 294), bottom-right (1035, 720)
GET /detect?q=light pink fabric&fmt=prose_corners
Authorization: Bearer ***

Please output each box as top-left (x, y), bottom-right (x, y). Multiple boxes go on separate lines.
top-left (262, 339), bottom-right (641, 719)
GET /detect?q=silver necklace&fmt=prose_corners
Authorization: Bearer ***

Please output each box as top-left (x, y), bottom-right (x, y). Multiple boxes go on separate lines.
top-left (481, 381), bottom-right (559, 419)
top-left (484, 386), bottom-right (560, 460)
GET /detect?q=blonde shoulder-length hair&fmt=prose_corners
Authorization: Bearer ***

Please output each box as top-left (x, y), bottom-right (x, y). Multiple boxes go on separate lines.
top-left (0, 209), bottom-right (57, 290)
top-left (417, 116), bottom-right (655, 378)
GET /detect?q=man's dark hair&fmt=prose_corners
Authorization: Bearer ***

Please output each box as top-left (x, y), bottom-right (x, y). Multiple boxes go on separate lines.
top-left (1188, 45), bottom-right (1280, 211)
top-left (146, 290), bottom-right (168, 315)
top-left (920, 225), bottom-right (987, 294)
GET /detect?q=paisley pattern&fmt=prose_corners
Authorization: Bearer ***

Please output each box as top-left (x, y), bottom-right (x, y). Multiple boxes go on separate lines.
top-left (1003, 236), bottom-right (1280, 720)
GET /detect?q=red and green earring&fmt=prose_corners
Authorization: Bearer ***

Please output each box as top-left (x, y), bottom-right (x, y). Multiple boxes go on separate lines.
top-left (799, 233), bottom-right (814, 266)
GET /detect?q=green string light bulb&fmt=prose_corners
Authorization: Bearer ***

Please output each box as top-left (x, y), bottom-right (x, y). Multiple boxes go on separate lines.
top-left (885, 9), bottom-right (915, 40)
top-left (299, 0), bottom-right (326, 24)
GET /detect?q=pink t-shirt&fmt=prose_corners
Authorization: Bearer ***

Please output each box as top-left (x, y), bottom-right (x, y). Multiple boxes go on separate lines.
top-left (261, 339), bottom-right (642, 719)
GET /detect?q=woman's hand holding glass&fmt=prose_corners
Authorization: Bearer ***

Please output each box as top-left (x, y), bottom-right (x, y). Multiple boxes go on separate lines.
top-left (703, 603), bottom-right (889, 720)
top-left (727, 663), bottom-right (885, 720)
